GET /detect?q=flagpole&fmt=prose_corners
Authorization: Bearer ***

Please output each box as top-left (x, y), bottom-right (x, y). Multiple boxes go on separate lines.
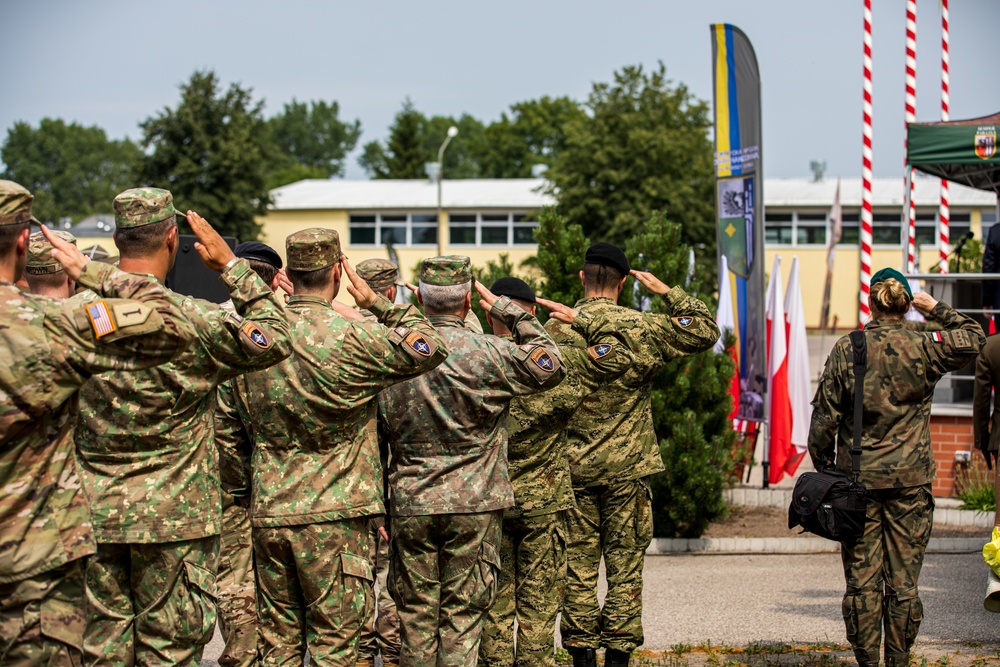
top-left (859, 0), bottom-right (875, 326)
top-left (903, 0), bottom-right (918, 273)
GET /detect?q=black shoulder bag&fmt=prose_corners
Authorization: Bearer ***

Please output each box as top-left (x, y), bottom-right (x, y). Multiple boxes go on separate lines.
top-left (788, 329), bottom-right (869, 542)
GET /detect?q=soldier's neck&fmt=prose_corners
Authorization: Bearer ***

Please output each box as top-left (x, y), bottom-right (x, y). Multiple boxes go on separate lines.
top-left (584, 288), bottom-right (620, 300)
top-left (119, 256), bottom-right (170, 283)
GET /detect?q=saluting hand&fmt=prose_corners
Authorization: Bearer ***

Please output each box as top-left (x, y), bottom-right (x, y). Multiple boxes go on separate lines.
top-left (42, 225), bottom-right (90, 280)
top-left (474, 280), bottom-right (499, 313)
top-left (404, 282), bottom-right (420, 302)
top-left (912, 291), bottom-right (938, 315)
top-left (276, 268), bottom-right (294, 304)
top-left (536, 297), bottom-right (578, 324)
top-left (630, 269), bottom-right (671, 295)
top-left (342, 257), bottom-right (378, 309)
top-left (188, 211), bottom-right (237, 273)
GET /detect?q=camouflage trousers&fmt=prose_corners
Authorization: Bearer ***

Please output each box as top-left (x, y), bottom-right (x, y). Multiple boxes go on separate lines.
top-left (216, 491), bottom-right (257, 667)
top-left (840, 484), bottom-right (934, 667)
top-left (389, 511), bottom-right (502, 667)
top-left (0, 560), bottom-right (86, 667)
top-left (254, 518), bottom-right (371, 667)
top-left (561, 477), bottom-right (652, 654)
top-left (479, 511), bottom-right (567, 667)
top-left (358, 517), bottom-right (399, 666)
top-left (83, 536), bottom-right (220, 667)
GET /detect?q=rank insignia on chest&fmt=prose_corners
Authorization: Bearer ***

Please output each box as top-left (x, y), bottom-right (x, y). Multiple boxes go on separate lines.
top-left (674, 316), bottom-right (693, 327)
top-left (242, 321), bottom-right (271, 349)
top-left (530, 348), bottom-right (555, 372)
top-left (405, 331), bottom-right (432, 356)
top-left (588, 343), bottom-right (614, 360)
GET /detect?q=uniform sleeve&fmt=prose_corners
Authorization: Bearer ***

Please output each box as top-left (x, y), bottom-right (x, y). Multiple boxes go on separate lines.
top-left (808, 341), bottom-right (849, 472)
top-left (489, 296), bottom-right (567, 394)
top-left (644, 286), bottom-right (722, 361)
top-left (566, 309), bottom-right (635, 388)
top-left (216, 376), bottom-right (252, 496)
top-left (921, 301), bottom-right (986, 377)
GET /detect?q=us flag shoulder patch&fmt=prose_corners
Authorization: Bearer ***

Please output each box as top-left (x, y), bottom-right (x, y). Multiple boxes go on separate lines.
top-left (405, 331), bottom-right (432, 356)
top-left (530, 348), bottom-right (555, 372)
top-left (87, 301), bottom-right (117, 338)
top-left (588, 343), bottom-right (614, 361)
top-left (241, 321), bottom-right (271, 349)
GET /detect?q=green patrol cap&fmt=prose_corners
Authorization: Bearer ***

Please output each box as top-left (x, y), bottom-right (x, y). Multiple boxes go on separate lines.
top-left (420, 255), bottom-right (472, 286)
top-left (113, 187), bottom-right (177, 229)
top-left (356, 258), bottom-right (400, 290)
top-left (0, 180), bottom-right (41, 226)
top-left (870, 267), bottom-right (913, 298)
top-left (286, 228), bottom-right (341, 271)
top-left (26, 230), bottom-right (77, 274)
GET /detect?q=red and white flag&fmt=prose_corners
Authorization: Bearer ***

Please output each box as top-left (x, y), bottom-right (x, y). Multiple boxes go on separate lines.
top-left (783, 257), bottom-right (811, 477)
top-left (715, 255), bottom-right (741, 424)
top-left (766, 256), bottom-right (793, 485)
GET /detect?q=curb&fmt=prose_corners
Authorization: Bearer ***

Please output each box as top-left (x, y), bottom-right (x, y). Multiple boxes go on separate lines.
top-left (646, 536), bottom-right (985, 555)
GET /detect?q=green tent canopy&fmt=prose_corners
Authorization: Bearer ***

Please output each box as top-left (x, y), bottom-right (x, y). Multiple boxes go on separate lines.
top-left (907, 111), bottom-right (1000, 193)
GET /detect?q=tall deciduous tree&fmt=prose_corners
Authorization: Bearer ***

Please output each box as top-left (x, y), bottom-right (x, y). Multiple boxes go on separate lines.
top-left (267, 99), bottom-right (361, 188)
top-left (1, 118), bottom-right (141, 224)
top-left (136, 70), bottom-right (272, 240)
top-left (481, 96), bottom-right (585, 178)
top-left (359, 99), bottom-right (429, 179)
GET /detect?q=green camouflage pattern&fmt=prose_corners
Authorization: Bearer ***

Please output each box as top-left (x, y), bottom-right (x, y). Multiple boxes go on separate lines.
top-left (216, 490), bottom-right (257, 667)
top-left (419, 255), bottom-right (471, 286)
top-left (285, 227), bottom-right (341, 271)
top-left (389, 511), bottom-right (502, 667)
top-left (808, 301), bottom-right (984, 489)
top-left (378, 296), bottom-right (566, 516)
top-left (0, 261), bottom-right (194, 586)
top-left (113, 187), bottom-right (177, 229)
top-left (561, 478), bottom-right (653, 654)
top-left (357, 258), bottom-right (400, 291)
top-left (72, 257), bottom-right (291, 544)
top-left (840, 485), bottom-right (934, 667)
top-left (0, 179), bottom-right (40, 225)
top-left (359, 516), bottom-right (400, 664)
top-left (84, 536), bottom-right (220, 667)
top-left (506, 311), bottom-right (634, 519)
top-left (25, 230), bottom-right (76, 274)
top-left (226, 292), bottom-right (447, 527)
top-left (479, 512), bottom-right (567, 667)
top-left (563, 286), bottom-right (720, 487)
top-left (255, 518), bottom-right (371, 665)
top-left (0, 560), bottom-right (85, 666)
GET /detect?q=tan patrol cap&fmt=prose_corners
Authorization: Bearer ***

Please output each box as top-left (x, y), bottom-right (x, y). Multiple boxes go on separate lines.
top-left (26, 230), bottom-right (77, 274)
top-left (0, 180), bottom-right (41, 226)
top-left (113, 188), bottom-right (178, 229)
top-left (356, 258), bottom-right (401, 290)
top-left (286, 228), bottom-right (341, 271)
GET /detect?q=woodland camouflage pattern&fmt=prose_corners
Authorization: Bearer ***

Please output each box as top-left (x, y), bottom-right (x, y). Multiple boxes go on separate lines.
top-left (359, 516), bottom-right (399, 665)
top-left (25, 230), bottom-right (76, 274)
top-left (215, 490), bottom-right (257, 667)
top-left (419, 255), bottom-right (471, 286)
top-left (808, 300), bottom-right (984, 489)
top-left (357, 258), bottom-right (400, 291)
top-left (285, 227), bottom-right (341, 271)
top-left (113, 187), bottom-right (178, 228)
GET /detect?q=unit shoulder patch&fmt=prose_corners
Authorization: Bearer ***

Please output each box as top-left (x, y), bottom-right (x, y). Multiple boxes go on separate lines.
top-left (241, 321), bottom-right (271, 349)
top-left (405, 331), bottom-right (432, 357)
top-left (529, 347), bottom-right (556, 372)
top-left (111, 302), bottom-right (152, 328)
top-left (674, 316), bottom-right (694, 328)
top-left (587, 343), bottom-right (615, 361)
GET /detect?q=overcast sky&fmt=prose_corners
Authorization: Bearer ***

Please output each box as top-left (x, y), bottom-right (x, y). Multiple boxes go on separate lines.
top-left (4, 0), bottom-right (998, 181)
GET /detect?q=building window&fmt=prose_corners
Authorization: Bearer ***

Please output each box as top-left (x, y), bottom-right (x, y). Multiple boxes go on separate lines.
top-left (872, 212), bottom-right (901, 245)
top-left (839, 211), bottom-right (860, 245)
top-left (448, 212), bottom-right (539, 246)
top-left (795, 213), bottom-right (827, 246)
top-left (914, 212), bottom-right (936, 246)
top-left (348, 213), bottom-right (438, 247)
top-left (949, 211), bottom-right (971, 243)
top-left (983, 209), bottom-right (999, 237)
top-left (764, 213), bottom-right (793, 245)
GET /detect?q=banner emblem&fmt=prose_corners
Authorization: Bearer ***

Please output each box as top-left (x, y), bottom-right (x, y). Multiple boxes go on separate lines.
top-left (976, 126), bottom-right (997, 160)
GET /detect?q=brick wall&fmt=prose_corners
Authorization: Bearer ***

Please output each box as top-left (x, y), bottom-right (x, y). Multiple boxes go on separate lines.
top-left (930, 414), bottom-right (975, 497)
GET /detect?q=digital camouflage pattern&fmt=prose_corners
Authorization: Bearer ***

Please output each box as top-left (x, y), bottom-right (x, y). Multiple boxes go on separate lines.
top-left (357, 258), bottom-right (400, 291)
top-left (84, 536), bottom-right (220, 667)
top-left (840, 485), bottom-right (934, 667)
top-left (359, 516), bottom-right (399, 666)
top-left (419, 255), bottom-right (471, 286)
top-left (0, 561), bottom-right (85, 667)
top-left (389, 511), bottom-right (502, 667)
top-left (216, 490), bottom-right (257, 667)
top-left (479, 512), bottom-right (567, 667)
top-left (285, 227), bottom-right (341, 271)
top-left (25, 230), bottom-right (76, 274)
top-left (73, 258), bottom-right (291, 544)
top-left (113, 187), bottom-right (178, 229)
top-left (378, 296), bottom-right (567, 517)
top-left (0, 179), bottom-right (40, 225)
top-left (808, 301), bottom-right (984, 489)
top-left (254, 518), bottom-right (371, 666)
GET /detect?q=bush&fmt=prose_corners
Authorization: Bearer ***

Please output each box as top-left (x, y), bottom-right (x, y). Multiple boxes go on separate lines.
top-left (956, 457), bottom-right (996, 513)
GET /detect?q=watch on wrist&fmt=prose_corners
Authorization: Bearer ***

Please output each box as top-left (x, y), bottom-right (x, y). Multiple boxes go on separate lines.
top-left (224, 256), bottom-right (240, 271)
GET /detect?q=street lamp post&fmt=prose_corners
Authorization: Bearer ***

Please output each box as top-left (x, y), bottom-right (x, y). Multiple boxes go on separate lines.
top-left (436, 126), bottom-right (459, 257)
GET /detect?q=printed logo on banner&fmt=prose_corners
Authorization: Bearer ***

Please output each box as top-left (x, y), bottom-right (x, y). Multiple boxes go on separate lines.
top-left (717, 176), bottom-right (755, 278)
top-left (975, 126), bottom-right (997, 160)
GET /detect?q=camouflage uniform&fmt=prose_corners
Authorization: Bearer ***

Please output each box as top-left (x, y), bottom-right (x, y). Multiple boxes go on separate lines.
top-left (560, 288), bottom-right (720, 656)
top-left (222, 229), bottom-right (449, 666)
top-left (358, 517), bottom-right (400, 667)
top-left (379, 256), bottom-right (566, 667)
top-left (480, 313), bottom-right (635, 667)
top-left (73, 188), bottom-right (292, 667)
top-left (809, 300), bottom-right (983, 667)
top-left (0, 181), bottom-right (194, 666)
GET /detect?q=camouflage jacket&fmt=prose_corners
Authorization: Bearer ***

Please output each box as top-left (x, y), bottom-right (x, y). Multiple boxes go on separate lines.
top-left (809, 301), bottom-right (983, 489)
top-left (563, 287), bottom-right (720, 488)
top-left (73, 259), bottom-right (291, 543)
top-left (379, 297), bottom-right (567, 517)
top-left (0, 263), bottom-right (194, 583)
top-left (505, 312), bottom-right (634, 519)
top-left (226, 293), bottom-right (448, 528)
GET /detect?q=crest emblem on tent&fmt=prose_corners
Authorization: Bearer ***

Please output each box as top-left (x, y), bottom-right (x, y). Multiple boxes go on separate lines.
top-left (975, 127), bottom-right (997, 160)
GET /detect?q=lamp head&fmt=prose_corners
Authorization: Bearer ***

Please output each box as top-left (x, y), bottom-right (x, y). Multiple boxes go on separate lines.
top-left (447, 126), bottom-right (459, 138)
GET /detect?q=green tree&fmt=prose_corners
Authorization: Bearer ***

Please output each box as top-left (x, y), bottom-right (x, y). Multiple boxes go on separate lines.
top-left (532, 207), bottom-right (587, 308)
top-left (480, 96), bottom-right (585, 178)
top-left (423, 113), bottom-right (487, 179)
top-left (359, 99), bottom-right (429, 179)
top-left (267, 98), bottom-right (361, 188)
top-left (547, 63), bottom-right (715, 254)
top-left (1, 118), bottom-right (141, 224)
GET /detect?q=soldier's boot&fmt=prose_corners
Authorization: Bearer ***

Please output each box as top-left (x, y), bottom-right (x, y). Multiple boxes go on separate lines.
top-left (567, 647), bottom-right (597, 667)
top-left (884, 653), bottom-right (910, 667)
top-left (604, 649), bottom-right (631, 667)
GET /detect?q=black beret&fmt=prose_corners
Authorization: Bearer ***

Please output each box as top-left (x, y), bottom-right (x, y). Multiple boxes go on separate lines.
top-left (234, 241), bottom-right (283, 269)
top-left (490, 277), bottom-right (536, 304)
top-left (584, 242), bottom-right (630, 276)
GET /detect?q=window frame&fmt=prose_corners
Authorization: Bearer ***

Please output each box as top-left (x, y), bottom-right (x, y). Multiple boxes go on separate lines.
top-left (348, 212), bottom-right (439, 248)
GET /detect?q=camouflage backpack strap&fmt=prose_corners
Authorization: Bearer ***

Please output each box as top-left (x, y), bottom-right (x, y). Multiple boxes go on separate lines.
top-left (848, 329), bottom-right (868, 483)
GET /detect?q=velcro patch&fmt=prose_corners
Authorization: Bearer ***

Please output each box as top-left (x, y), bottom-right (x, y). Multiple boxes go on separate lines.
top-left (674, 316), bottom-right (694, 328)
top-left (948, 329), bottom-right (973, 350)
top-left (932, 331), bottom-right (944, 343)
top-left (588, 343), bottom-right (614, 361)
top-left (86, 301), bottom-right (117, 338)
top-left (530, 348), bottom-right (556, 372)
top-left (111, 303), bottom-right (152, 327)
top-left (241, 321), bottom-right (271, 349)
top-left (405, 331), bottom-right (432, 357)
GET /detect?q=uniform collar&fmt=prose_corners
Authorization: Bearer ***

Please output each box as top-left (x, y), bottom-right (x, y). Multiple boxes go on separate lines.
top-left (287, 294), bottom-right (332, 309)
top-left (429, 314), bottom-right (466, 328)
top-left (575, 295), bottom-right (616, 308)
top-left (865, 318), bottom-right (905, 330)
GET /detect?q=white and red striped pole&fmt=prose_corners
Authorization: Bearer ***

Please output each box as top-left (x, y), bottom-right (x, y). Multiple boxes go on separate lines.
top-left (904, 0), bottom-right (917, 274)
top-left (860, 0), bottom-right (874, 324)
top-left (938, 0), bottom-right (951, 273)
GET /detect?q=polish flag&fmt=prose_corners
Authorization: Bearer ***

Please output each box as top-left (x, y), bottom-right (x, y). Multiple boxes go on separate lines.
top-left (714, 255), bottom-right (740, 422)
top-left (783, 258), bottom-right (811, 477)
top-left (766, 256), bottom-right (794, 485)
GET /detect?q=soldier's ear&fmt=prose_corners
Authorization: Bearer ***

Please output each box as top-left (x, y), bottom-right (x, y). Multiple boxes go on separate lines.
top-left (16, 228), bottom-right (29, 257)
top-left (165, 225), bottom-right (178, 253)
top-left (617, 274), bottom-right (628, 293)
top-left (579, 270), bottom-right (585, 288)
top-left (387, 285), bottom-right (397, 303)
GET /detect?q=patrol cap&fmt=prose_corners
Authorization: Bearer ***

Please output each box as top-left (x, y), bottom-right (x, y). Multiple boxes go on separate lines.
top-left (584, 242), bottom-right (630, 276)
top-left (0, 180), bottom-right (41, 227)
top-left (25, 230), bottom-right (77, 274)
top-left (490, 277), bottom-right (535, 304)
top-left (420, 256), bottom-right (472, 286)
top-left (871, 267), bottom-right (913, 299)
top-left (357, 258), bottom-right (400, 290)
top-left (113, 188), bottom-right (178, 229)
top-left (235, 241), bottom-right (283, 269)
top-left (286, 228), bottom-right (341, 271)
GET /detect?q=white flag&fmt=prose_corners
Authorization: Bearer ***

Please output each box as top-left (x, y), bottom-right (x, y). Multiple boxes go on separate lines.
top-left (784, 257), bottom-right (812, 455)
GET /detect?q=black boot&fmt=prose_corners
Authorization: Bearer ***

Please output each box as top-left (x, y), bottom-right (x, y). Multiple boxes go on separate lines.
top-left (567, 647), bottom-right (597, 667)
top-left (604, 649), bottom-right (631, 667)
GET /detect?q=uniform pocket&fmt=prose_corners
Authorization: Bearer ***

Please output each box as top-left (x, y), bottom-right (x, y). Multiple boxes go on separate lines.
top-left (182, 560), bottom-right (219, 647)
top-left (470, 540), bottom-right (502, 613)
top-left (634, 479), bottom-right (654, 549)
top-left (40, 595), bottom-right (85, 656)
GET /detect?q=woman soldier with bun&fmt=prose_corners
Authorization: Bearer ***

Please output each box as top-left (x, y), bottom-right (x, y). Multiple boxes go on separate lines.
top-left (808, 267), bottom-right (984, 667)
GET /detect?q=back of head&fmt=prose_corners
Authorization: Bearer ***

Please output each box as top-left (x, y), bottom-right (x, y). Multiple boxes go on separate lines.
top-left (869, 268), bottom-right (912, 318)
top-left (357, 258), bottom-right (400, 300)
top-left (112, 187), bottom-right (178, 258)
top-left (583, 242), bottom-right (630, 294)
top-left (285, 228), bottom-right (341, 292)
top-left (420, 255), bottom-right (472, 315)
top-left (0, 180), bottom-right (38, 260)
top-left (490, 276), bottom-right (536, 313)
top-left (25, 230), bottom-right (75, 296)
top-left (235, 241), bottom-right (283, 286)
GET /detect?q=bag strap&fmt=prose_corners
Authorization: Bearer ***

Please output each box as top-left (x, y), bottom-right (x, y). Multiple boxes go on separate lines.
top-left (848, 329), bottom-right (868, 482)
